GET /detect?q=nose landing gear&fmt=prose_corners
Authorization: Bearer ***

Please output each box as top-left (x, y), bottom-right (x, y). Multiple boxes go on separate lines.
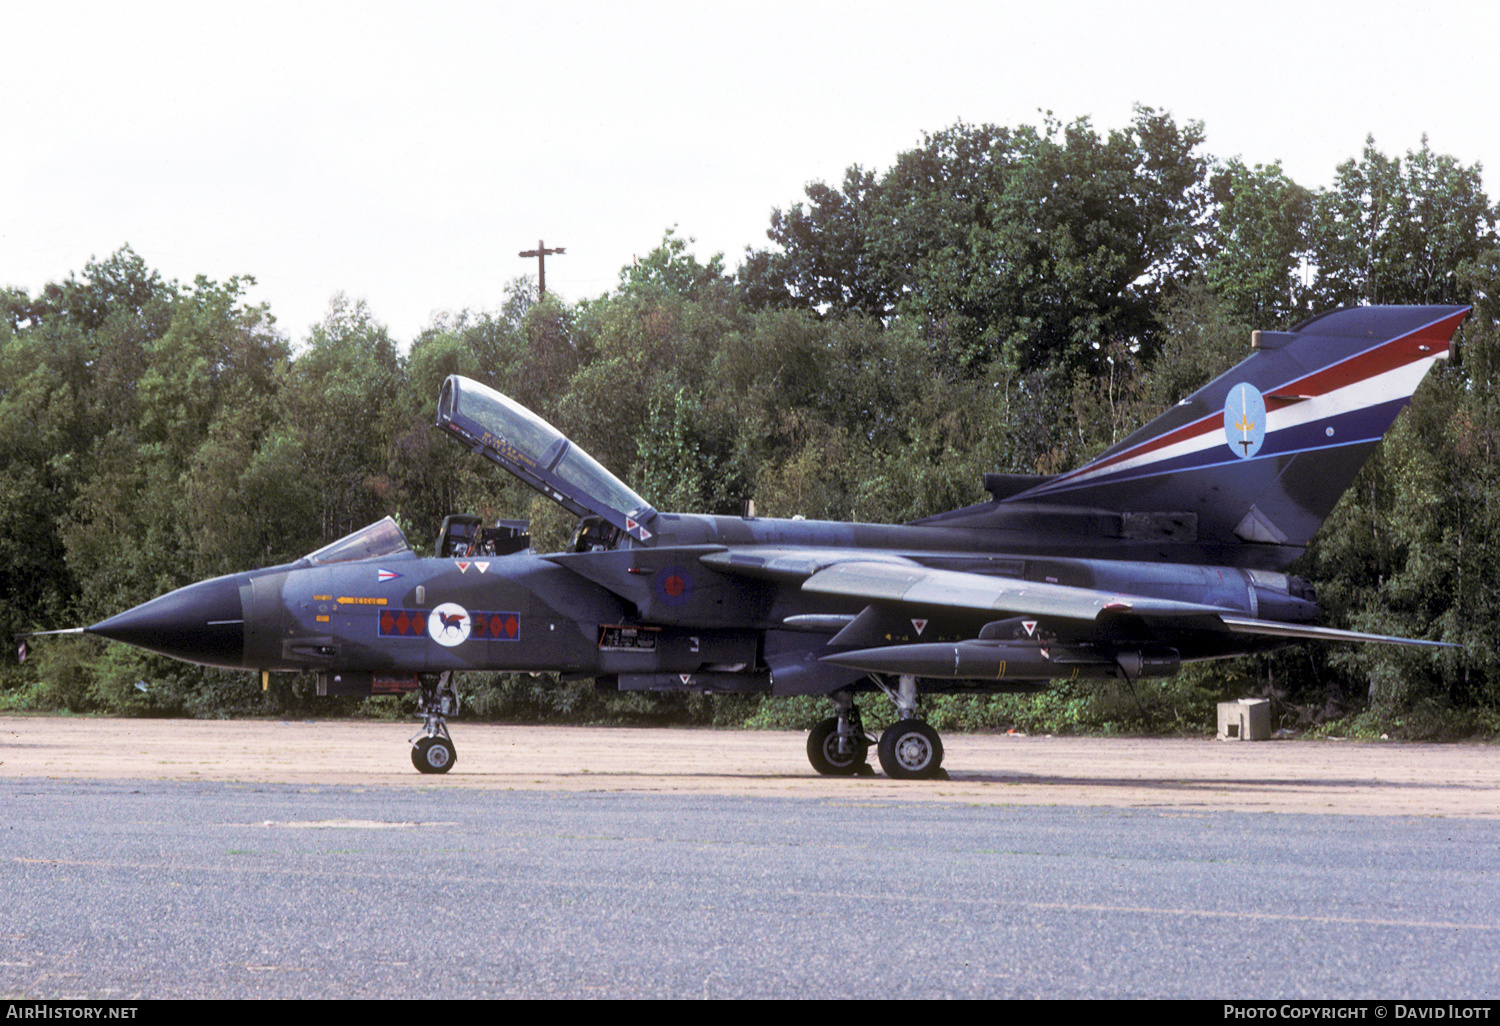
top-left (412, 733), bottom-right (456, 773)
top-left (410, 672), bottom-right (459, 774)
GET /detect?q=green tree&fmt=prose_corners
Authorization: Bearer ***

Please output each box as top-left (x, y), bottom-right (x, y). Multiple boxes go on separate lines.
top-left (755, 166), bottom-right (898, 316)
top-left (1310, 136), bottom-right (1497, 308)
top-left (0, 317), bottom-right (88, 639)
top-left (962, 107), bottom-right (1208, 376)
top-left (63, 271), bottom-right (286, 612)
top-left (276, 294), bottom-right (401, 544)
top-left (745, 107), bottom-right (1211, 376)
top-left (618, 227), bottom-right (730, 303)
top-left (26, 245), bottom-right (172, 333)
top-left (1204, 159), bottom-right (1314, 326)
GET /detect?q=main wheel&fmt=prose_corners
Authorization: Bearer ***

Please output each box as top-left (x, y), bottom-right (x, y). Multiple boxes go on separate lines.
top-left (877, 720), bottom-right (943, 780)
top-left (412, 735), bottom-right (457, 774)
top-left (806, 717), bottom-right (869, 776)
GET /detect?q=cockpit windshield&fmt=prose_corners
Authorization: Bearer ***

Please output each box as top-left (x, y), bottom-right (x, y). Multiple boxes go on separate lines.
top-left (302, 517), bottom-right (413, 565)
top-left (436, 375), bottom-right (657, 544)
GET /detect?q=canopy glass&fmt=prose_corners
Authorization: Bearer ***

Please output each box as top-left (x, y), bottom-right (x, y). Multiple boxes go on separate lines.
top-left (435, 375), bottom-right (655, 542)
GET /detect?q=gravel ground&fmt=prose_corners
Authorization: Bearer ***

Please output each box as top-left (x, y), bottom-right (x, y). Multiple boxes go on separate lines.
top-left (2, 715), bottom-right (1496, 817)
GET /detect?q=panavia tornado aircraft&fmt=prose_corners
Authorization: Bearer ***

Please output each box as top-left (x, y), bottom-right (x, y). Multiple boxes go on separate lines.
top-left (30, 305), bottom-right (1468, 778)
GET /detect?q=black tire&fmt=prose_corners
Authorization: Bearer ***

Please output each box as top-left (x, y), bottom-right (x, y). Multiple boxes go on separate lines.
top-left (877, 719), bottom-right (943, 780)
top-left (806, 717), bottom-right (868, 776)
top-left (412, 736), bottom-right (456, 774)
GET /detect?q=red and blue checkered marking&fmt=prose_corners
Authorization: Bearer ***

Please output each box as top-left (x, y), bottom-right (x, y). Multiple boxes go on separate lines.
top-left (379, 608), bottom-right (520, 640)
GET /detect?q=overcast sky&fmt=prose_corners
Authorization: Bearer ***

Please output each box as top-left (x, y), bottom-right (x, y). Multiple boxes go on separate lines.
top-left (5, 0), bottom-right (1498, 345)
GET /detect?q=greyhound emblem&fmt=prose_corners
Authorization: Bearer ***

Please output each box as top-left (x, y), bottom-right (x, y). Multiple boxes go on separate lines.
top-left (427, 603), bottom-right (471, 647)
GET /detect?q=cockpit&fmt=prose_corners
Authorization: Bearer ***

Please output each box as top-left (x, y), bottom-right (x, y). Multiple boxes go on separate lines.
top-left (435, 375), bottom-right (658, 549)
top-left (302, 516), bottom-right (413, 564)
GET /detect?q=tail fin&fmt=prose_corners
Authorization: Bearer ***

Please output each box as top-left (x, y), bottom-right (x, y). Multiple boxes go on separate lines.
top-left (1003, 305), bottom-right (1469, 563)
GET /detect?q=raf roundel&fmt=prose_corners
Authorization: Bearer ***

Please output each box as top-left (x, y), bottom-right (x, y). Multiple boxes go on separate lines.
top-left (428, 602), bottom-right (471, 647)
top-left (1223, 382), bottom-right (1266, 459)
top-left (654, 568), bottom-right (694, 606)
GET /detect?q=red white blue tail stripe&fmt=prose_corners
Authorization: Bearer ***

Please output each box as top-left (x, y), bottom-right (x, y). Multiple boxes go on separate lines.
top-left (1009, 307), bottom-right (1467, 501)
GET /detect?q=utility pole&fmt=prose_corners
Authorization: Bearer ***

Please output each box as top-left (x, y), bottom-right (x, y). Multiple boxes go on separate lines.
top-left (518, 240), bottom-right (565, 298)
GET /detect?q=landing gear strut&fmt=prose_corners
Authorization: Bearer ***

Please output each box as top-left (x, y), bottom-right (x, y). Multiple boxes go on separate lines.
top-left (806, 690), bottom-right (873, 776)
top-left (806, 675), bottom-right (947, 780)
top-left (410, 672), bottom-right (459, 774)
top-left (872, 674), bottom-right (946, 780)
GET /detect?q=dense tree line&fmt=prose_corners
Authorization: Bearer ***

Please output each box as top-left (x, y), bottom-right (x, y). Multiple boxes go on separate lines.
top-left (4, 109), bottom-right (1499, 737)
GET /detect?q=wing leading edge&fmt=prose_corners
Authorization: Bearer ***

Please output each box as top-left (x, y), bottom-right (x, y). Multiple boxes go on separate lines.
top-left (701, 550), bottom-right (1451, 683)
top-left (807, 561), bottom-right (1452, 681)
top-left (704, 548), bottom-right (1453, 646)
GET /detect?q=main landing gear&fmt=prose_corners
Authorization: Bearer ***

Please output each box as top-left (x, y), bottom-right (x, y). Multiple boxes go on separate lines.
top-left (807, 675), bottom-right (947, 780)
top-left (807, 691), bottom-right (874, 776)
top-left (410, 672), bottom-right (459, 774)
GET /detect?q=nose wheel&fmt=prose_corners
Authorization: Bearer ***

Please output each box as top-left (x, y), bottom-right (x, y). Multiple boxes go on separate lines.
top-left (412, 734), bottom-right (456, 773)
top-left (410, 672), bottom-right (459, 774)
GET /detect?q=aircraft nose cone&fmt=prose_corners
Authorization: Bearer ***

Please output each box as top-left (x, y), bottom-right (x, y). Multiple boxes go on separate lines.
top-left (87, 574), bottom-right (246, 668)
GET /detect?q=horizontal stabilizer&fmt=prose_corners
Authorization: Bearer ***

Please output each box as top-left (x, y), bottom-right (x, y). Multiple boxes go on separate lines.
top-left (1217, 616), bottom-right (1457, 648)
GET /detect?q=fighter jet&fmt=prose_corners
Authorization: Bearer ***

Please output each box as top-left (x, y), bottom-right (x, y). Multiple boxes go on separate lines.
top-left (39, 305), bottom-right (1469, 778)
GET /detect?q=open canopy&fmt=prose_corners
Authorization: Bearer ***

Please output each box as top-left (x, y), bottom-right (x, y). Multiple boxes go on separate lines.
top-left (302, 516), bottom-right (412, 564)
top-left (435, 375), bottom-right (657, 543)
